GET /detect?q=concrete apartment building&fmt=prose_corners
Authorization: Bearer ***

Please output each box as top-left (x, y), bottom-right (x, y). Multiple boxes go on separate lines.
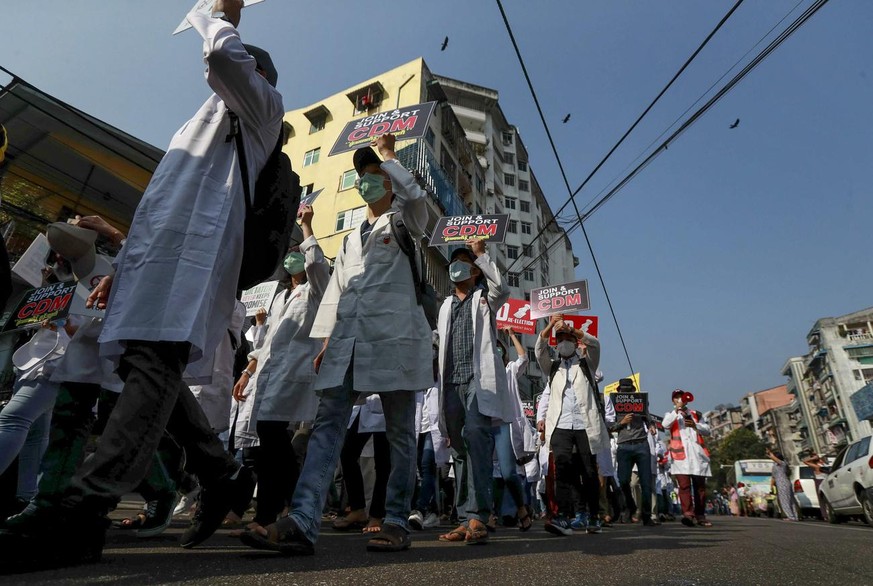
top-left (281, 58), bottom-right (578, 398)
top-left (704, 405), bottom-right (744, 445)
top-left (782, 306), bottom-right (873, 456)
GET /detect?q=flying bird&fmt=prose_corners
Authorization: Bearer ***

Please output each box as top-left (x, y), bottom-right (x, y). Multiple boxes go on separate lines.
top-left (729, 118), bottom-right (740, 129)
top-left (562, 113), bottom-right (571, 124)
top-left (441, 36), bottom-right (449, 51)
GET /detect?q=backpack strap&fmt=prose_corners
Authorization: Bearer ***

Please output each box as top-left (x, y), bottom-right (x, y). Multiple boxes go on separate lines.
top-left (548, 357), bottom-right (606, 422)
top-left (389, 211), bottom-right (424, 306)
top-left (227, 111), bottom-right (253, 217)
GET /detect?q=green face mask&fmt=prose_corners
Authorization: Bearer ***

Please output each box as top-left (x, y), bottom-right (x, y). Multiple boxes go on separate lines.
top-left (357, 173), bottom-right (387, 203)
top-left (283, 252), bottom-right (305, 275)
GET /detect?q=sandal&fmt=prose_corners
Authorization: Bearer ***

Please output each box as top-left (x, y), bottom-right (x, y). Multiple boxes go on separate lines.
top-left (229, 521), bottom-right (264, 538)
top-left (696, 519), bottom-right (713, 527)
top-left (362, 519), bottom-right (383, 534)
top-left (333, 510), bottom-right (367, 532)
top-left (485, 514), bottom-right (498, 533)
top-left (238, 517), bottom-right (315, 556)
top-left (116, 512), bottom-right (146, 530)
top-left (365, 522), bottom-right (411, 552)
top-left (465, 520), bottom-right (489, 545)
top-left (518, 506), bottom-right (533, 532)
top-left (438, 525), bottom-right (468, 543)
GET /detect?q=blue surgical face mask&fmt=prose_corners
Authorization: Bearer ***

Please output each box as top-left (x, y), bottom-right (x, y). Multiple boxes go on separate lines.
top-left (283, 252), bottom-right (305, 275)
top-left (449, 260), bottom-right (473, 283)
top-left (357, 173), bottom-right (387, 203)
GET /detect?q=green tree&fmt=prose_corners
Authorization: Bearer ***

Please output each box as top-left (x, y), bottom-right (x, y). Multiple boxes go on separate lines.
top-left (708, 428), bottom-right (768, 491)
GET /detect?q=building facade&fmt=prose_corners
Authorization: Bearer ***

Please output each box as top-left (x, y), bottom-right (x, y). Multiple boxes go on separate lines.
top-left (282, 58), bottom-right (578, 398)
top-left (782, 306), bottom-right (873, 455)
top-left (704, 405), bottom-right (744, 446)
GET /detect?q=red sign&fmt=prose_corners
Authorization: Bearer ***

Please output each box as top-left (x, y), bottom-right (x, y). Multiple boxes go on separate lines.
top-left (495, 298), bottom-right (536, 335)
top-left (548, 315), bottom-right (598, 345)
top-left (529, 280), bottom-right (590, 319)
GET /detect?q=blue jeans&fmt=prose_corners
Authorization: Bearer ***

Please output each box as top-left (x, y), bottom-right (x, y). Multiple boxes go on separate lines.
top-left (0, 377), bottom-right (60, 499)
top-left (415, 432), bottom-right (437, 513)
top-left (616, 440), bottom-right (652, 519)
top-left (492, 423), bottom-right (525, 509)
top-left (289, 366), bottom-right (417, 544)
top-left (444, 383), bottom-right (494, 523)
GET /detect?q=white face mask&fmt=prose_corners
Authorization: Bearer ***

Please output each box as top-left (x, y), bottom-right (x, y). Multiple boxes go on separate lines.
top-left (557, 340), bottom-right (576, 358)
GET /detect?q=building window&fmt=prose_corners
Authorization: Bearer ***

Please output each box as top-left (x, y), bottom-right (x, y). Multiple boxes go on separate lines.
top-left (507, 246), bottom-right (519, 260)
top-left (520, 200), bottom-right (531, 213)
top-left (303, 148), bottom-right (320, 167)
top-left (504, 152), bottom-right (514, 166)
top-left (504, 174), bottom-right (516, 187)
top-left (526, 346), bottom-right (536, 364)
top-left (339, 169), bottom-right (357, 191)
top-left (309, 115), bottom-right (327, 134)
top-left (523, 268), bottom-right (534, 281)
top-left (300, 183), bottom-right (314, 198)
top-left (475, 174), bottom-right (484, 194)
top-left (504, 196), bottom-right (517, 210)
top-left (523, 244), bottom-right (532, 257)
top-left (518, 160), bottom-right (528, 172)
top-left (335, 206), bottom-right (367, 232)
top-left (425, 127), bottom-right (436, 148)
top-left (508, 219), bottom-right (518, 234)
top-left (524, 291), bottom-right (530, 301)
top-left (440, 147), bottom-right (457, 186)
top-left (502, 131), bottom-right (513, 146)
top-left (519, 179), bottom-right (529, 192)
top-left (521, 221), bottom-right (532, 235)
top-left (508, 272), bottom-right (520, 287)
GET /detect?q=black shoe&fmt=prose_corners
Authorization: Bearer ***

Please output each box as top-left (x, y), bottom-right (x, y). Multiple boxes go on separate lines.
top-left (0, 498), bottom-right (28, 522)
top-left (239, 516), bottom-right (315, 556)
top-left (180, 467), bottom-right (254, 549)
top-left (138, 492), bottom-right (181, 538)
top-left (680, 516), bottom-right (695, 527)
top-left (642, 516), bottom-right (659, 527)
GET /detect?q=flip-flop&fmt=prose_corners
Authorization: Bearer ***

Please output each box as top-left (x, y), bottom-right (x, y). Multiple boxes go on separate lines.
top-left (465, 521), bottom-right (489, 545)
top-left (238, 517), bottom-right (315, 556)
top-left (332, 513), bottom-right (368, 532)
top-left (365, 523), bottom-right (411, 552)
top-left (518, 507), bottom-right (533, 532)
top-left (115, 513), bottom-right (146, 530)
top-left (438, 526), bottom-right (468, 542)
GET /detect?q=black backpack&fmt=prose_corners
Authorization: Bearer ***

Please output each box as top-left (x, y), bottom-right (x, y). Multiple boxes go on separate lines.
top-left (342, 211), bottom-right (439, 329)
top-left (229, 112), bottom-right (301, 291)
top-left (548, 356), bottom-right (607, 422)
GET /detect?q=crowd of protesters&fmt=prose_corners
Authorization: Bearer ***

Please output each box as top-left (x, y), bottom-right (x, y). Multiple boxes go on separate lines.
top-left (0, 0), bottom-right (719, 571)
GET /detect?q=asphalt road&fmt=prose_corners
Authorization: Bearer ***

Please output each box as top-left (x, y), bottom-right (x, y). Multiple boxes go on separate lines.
top-left (4, 510), bottom-right (873, 586)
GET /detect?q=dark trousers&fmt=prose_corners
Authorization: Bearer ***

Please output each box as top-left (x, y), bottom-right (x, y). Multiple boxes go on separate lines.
top-left (550, 428), bottom-right (599, 519)
top-left (340, 415), bottom-right (390, 519)
top-left (675, 474), bottom-right (707, 520)
top-left (67, 341), bottom-right (237, 514)
top-left (616, 440), bottom-right (652, 520)
top-left (254, 420), bottom-right (299, 526)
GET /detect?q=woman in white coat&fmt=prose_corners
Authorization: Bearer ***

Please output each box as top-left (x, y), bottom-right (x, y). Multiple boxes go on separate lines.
top-left (232, 205), bottom-right (329, 531)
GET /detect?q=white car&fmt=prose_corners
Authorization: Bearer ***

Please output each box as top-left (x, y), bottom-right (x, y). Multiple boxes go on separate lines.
top-left (818, 435), bottom-right (873, 525)
top-left (790, 465), bottom-right (822, 519)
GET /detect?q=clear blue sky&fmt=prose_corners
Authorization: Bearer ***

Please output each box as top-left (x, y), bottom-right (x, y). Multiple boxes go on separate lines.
top-left (3, 1), bottom-right (871, 416)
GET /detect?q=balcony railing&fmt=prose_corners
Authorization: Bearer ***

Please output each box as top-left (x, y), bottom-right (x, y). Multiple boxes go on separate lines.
top-left (396, 142), bottom-right (467, 217)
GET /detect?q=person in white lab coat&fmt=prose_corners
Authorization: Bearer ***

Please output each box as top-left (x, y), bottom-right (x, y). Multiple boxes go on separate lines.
top-left (0, 2), bottom-right (283, 564)
top-left (241, 135), bottom-right (431, 555)
top-left (663, 389), bottom-right (712, 527)
top-left (231, 205), bottom-right (329, 530)
top-left (435, 241), bottom-right (511, 546)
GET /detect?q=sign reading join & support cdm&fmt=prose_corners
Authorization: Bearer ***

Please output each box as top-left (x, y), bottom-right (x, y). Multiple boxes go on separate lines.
top-left (429, 214), bottom-right (510, 246)
top-left (529, 280), bottom-right (590, 320)
top-left (328, 102), bottom-right (438, 157)
top-left (5, 281), bottom-right (77, 330)
top-left (612, 392), bottom-right (649, 419)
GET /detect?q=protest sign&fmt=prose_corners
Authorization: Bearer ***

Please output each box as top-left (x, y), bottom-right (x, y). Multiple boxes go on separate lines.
top-left (174, 0), bottom-right (266, 35)
top-left (299, 188), bottom-right (323, 209)
top-left (11, 234), bottom-right (51, 288)
top-left (612, 392), bottom-right (649, 418)
top-left (328, 102), bottom-right (437, 157)
top-left (603, 373), bottom-right (641, 396)
top-left (5, 281), bottom-right (77, 330)
top-left (521, 400), bottom-right (536, 424)
top-left (495, 298), bottom-right (536, 335)
top-left (240, 281), bottom-right (279, 317)
top-left (548, 315), bottom-right (598, 345)
top-left (529, 280), bottom-right (589, 319)
top-left (428, 214), bottom-right (510, 246)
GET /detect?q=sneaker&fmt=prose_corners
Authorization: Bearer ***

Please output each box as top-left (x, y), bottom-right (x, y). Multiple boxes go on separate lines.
top-left (570, 512), bottom-right (589, 531)
top-left (544, 516), bottom-right (573, 536)
top-left (180, 467), bottom-right (255, 549)
top-left (642, 516), bottom-right (660, 527)
top-left (408, 510), bottom-right (424, 531)
top-left (586, 518), bottom-right (603, 534)
top-left (422, 512), bottom-right (439, 528)
top-left (173, 487), bottom-right (200, 517)
top-left (137, 493), bottom-right (181, 538)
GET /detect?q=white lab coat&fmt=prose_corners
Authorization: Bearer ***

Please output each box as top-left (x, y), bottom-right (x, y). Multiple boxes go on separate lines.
top-left (244, 236), bottom-right (329, 422)
top-left (535, 334), bottom-right (608, 454)
top-left (436, 254), bottom-right (513, 425)
top-left (349, 394), bottom-right (386, 433)
top-left (417, 386), bottom-right (449, 467)
top-left (662, 409), bottom-right (712, 477)
top-left (98, 11), bottom-right (284, 364)
top-left (505, 356), bottom-right (536, 461)
top-left (309, 159), bottom-right (432, 393)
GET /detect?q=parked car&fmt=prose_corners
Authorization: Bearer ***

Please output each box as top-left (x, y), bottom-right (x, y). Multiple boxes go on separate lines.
top-left (790, 464), bottom-right (822, 519)
top-left (818, 435), bottom-right (873, 525)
